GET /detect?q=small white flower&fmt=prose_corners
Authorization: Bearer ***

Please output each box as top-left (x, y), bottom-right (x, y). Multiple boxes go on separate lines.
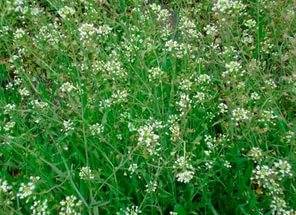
top-left (218, 103), bottom-right (228, 114)
top-left (4, 121), bottom-right (16, 132)
top-left (145, 181), bottom-right (158, 193)
top-left (59, 195), bottom-right (82, 215)
top-left (31, 199), bottom-right (49, 215)
top-left (60, 82), bottom-right (76, 95)
top-left (174, 156), bottom-right (195, 183)
top-left (89, 123), bottom-right (104, 136)
top-left (58, 6), bottom-right (75, 19)
top-left (62, 120), bottom-right (74, 134)
top-left (19, 87), bottom-right (30, 97)
top-left (79, 166), bottom-right (95, 180)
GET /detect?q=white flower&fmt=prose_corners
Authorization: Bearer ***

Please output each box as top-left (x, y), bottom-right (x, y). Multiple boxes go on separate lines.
top-left (176, 93), bottom-right (191, 116)
top-left (176, 170), bottom-right (195, 183)
top-left (111, 89), bottom-right (128, 104)
top-left (19, 87), bottom-right (30, 97)
top-left (137, 124), bottom-right (160, 155)
top-left (247, 147), bottom-right (263, 162)
top-left (30, 100), bottom-right (48, 109)
top-left (4, 121), bottom-right (16, 132)
top-left (212, 0), bottom-right (244, 13)
top-left (79, 167), bottom-right (95, 180)
top-left (231, 107), bottom-right (250, 124)
top-left (58, 6), bottom-right (75, 19)
top-left (273, 160), bottom-right (293, 179)
top-left (148, 67), bottom-right (165, 81)
top-left (0, 179), bottom-right (12, 193)
top-left (218, 103), bottom-right (228, 114)
top-left (62, 120), bottom-right (74, 134)
top-left (197, 74), bottom-right (211, 84)
top-left (174, 156), bottom-right (195, 183)
top-left (89, 123), bottom-right (104, 135)
top-left (0, 179), bottom-right (14, 206)
top-left (60, 82), bottom-right (76, 94)
top-left (59, 195), bottom-right (82, 215)
top-left (118, 205), bottom-right (142, 215)
top-left (14, 28), bottom-right (26, 39)
top-left (250, 92), bottom-right (260, 101)
top-left (128, 163), bottom-right (138, 176)
top-left (194, 92), bottom-right (206, 103)
top-left (31, 199), bottom-right (49, 215)
top-left (17, 176), bottom-right (40, 200)
top-left (145, 181), bottom-right (158, 193)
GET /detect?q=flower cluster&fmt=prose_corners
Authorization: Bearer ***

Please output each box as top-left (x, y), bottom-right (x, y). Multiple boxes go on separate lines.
top-left (17, 176), bottom-right (40, 202)
top-left (59, 195), bottom-right (82, 215)
top-left (79, 166), bottom-right (95, 180)
top-left (251, 159), bottom-right (293, 214)
top-left (173, 156), bottom-right (195, 183)
top-left (31, 199), bottom-right (49, 215)
top-left (137, 123), bottom-right (160, 155)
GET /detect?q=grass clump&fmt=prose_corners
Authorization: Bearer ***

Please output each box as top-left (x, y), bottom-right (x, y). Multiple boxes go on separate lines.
top-left (0, 0), bottom-right (296, 214)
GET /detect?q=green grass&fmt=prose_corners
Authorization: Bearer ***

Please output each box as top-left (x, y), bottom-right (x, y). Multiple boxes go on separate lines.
top-left (0, 0), bottom-right (296, 214)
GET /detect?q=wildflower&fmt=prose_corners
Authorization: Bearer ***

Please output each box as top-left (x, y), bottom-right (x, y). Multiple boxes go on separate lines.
top-left (169, 122), bottom-right (181, 142)
top-left (244, 19), bottom-right (256, 28)
top-left (17, 176), bottom-right (40, 201)
top-left (179, 16), bottom-right (199, 39)
top-left (0, 179), bottom-right (14, 206)
top-left (212, 0), bottom-right (245, 13)
top-left (250, 92), bottom-right (260, 101)
top-left (89, 123), bottom-right (104, 136)
top-left (149, 3), bottom-right (170, 22)
top-left (60, 82), bottom-right (76, 95)
top-left (224, 161), bottom-right (232, 168)
top-left (176, 93), bottom-right (191, 116)
top-left (31, 199), bottom-right (49, 215)
top-left (218, 103), bottom-right (228, 114)
top-left (62, 120), bottom-right (74, 134)
top-left (4, 121), bottom-right (16, 132)
top-left (258, 110), bottom-right (278, 126)
top-left (223, 61), bottom-right (242, 78)
top-left (231, 107), bottom-right (250, 125)
top-left (58, 6), bottom-right (75, 19)
top-left (137, 124), bottom-right (160, 155)
top-left (269, 196), bottom-right (294, 215)
top-left (117, 205), bottom-right (142, 215)
top-left (148, 67), bottom-right (165, 82)
top-left (78, 23), bottom-right (97, 41)
top-left (264, 79), bottom-right (277, 89)
top-left (273, 160), bottom-right (293, 180)
top-left (78, 23), bottom-right (111, 45)
top-left (59, 195), bottom-right (82, 215)
top-left (0, 179), bottom-right (12, 193)
top-left (30, 100), bottom-right (48, 109)
top-left (101, 58), bottom-right (127, 80)
top-left (19, 87), bottom-right (30, 97)
top-left (193, 92), bottom-right (206, 103)
top-left (174, 156), bottom-right (195, 183)
top-left (247, 147), bottom-right (263, 162)
top-left (179, 79), bottom-right (192, 92)
top-left (204, 24), bottom-right (218, 36)
top-left (197, 74), bottom-right (211, 84)
top-left (79, 166), bottom-right (95, 180)
top-left (176, 170), bottom-right (195, 183)
top-left (111, 89), bottom-right (128, 104)
top-left (14, 28), bottom-right (26, 39)
top-left (145, 181), bottom-right (158, 193)
top-left (127, 163), bottom-right (138, 177)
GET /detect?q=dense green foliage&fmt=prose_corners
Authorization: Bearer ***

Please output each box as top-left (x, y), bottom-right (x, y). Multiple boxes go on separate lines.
top-left (0, 0), bottom-right (296, 214)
